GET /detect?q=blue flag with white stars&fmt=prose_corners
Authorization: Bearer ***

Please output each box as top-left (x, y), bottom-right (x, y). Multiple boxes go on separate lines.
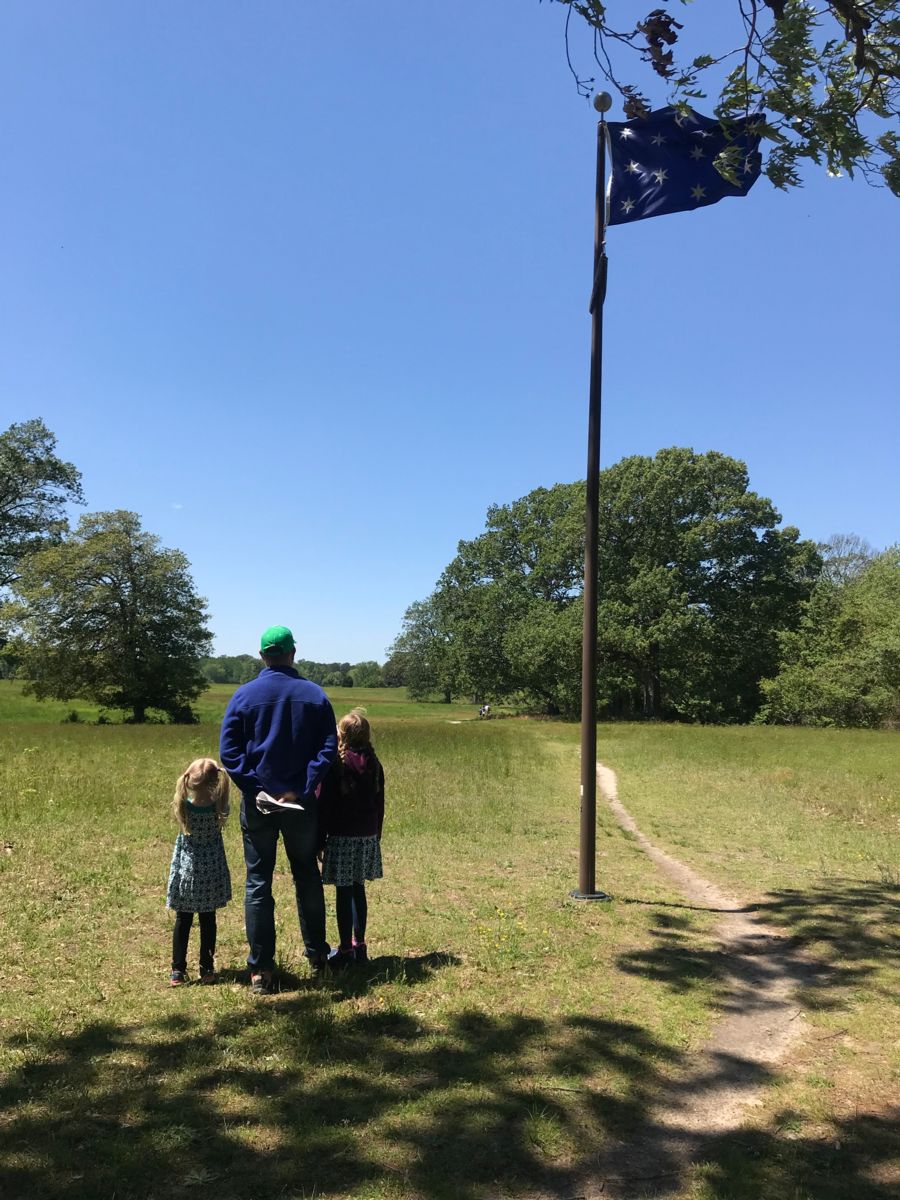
top-left (607, 106), bottom-right (762, 226)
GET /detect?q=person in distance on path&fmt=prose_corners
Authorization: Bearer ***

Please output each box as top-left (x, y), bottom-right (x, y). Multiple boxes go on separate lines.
top-left (219, 624), bottom-right (337, 993)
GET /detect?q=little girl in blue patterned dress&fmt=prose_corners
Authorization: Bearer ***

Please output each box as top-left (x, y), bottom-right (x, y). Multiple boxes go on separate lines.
top-left (166, 757), bottom-right (232, 986)
top-left (321, 709), bottom-right (385, 967)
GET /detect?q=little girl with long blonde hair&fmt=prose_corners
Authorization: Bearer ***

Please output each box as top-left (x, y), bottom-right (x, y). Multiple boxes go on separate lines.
top-left (166, 757), bottom-right (232, 985)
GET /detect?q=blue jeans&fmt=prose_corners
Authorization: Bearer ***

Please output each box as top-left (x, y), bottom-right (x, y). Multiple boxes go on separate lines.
top-left (241, 803), bottom-right (329, 971)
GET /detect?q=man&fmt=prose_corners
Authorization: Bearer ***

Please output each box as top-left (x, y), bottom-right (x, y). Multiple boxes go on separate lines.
top-left (220, 624), bottom-right (337, 993)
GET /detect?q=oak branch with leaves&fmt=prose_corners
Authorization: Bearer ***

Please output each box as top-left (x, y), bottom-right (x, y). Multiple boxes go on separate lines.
top-left (554, 0), bottom-right (900, 192)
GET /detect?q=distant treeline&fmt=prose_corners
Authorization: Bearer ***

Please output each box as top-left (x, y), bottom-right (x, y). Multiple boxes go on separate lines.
top-left (5, 419), bottom-right (897, 729)
top-left (200, 655), bottom-right (399, 689)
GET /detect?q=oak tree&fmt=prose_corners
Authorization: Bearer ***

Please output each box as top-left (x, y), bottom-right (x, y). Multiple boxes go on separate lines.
top-left (6, 510), bottom-right (212, 722)
top-left (0, 419), bottom-right (84, 591)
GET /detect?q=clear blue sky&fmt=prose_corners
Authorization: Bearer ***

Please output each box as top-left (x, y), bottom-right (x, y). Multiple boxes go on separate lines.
top-left (2, 2), bottom-right (897, 662)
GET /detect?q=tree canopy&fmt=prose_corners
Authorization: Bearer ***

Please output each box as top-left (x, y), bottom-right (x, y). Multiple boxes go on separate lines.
top-left (200, 654), bottom-right (263, 685)
top-left (759, 545), bottom-right (900, 725)
top-left (5, 510), bottom-right (212, 722)
top-left (0, 418), bottom-right (84, 591)
top-left (389, 448), bottom-right (822, 721)
top-left (556, 1), bottom-right (900, 192)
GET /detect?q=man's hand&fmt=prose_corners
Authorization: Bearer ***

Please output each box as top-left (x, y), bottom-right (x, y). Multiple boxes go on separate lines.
top-left (276, 791), bottom-right (299, 805)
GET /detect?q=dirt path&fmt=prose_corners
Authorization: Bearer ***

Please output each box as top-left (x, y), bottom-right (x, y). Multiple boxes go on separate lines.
top-left (538, 766), bottom-right (813, 1200)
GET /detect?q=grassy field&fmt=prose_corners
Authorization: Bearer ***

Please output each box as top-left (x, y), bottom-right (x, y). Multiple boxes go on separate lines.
top-left (0, 680), bottom-right (486, 725)
top-left (0, 682), bottom-right (897, 1199)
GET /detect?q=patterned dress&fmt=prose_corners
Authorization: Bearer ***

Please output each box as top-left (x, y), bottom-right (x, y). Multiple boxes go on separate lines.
top-left (321, 833), bottom-right (383, 887)
top-left (166, 803), bottom-right (232, 912)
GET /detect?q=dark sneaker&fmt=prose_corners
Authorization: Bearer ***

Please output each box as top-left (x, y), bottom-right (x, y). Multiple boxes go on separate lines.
top-left (353, 941), bottom-right (368, 963)
top-left (250, 971), bottom-right (273, 995)
top-left (170, 969), bottom-right (187, 987)
top-left (199, 970), bottom-right (217, 985)
top-left (328, 947), bottom-right (355, 972)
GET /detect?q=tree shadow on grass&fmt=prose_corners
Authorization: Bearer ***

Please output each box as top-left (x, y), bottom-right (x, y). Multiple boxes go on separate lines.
top-left (615, 910), bottom-right (736, 1000)
top-left (601, 1106), bottom-right (900, 1199)
top-left (216, 952), bottom-right (462, 995)
top-left (692, 1107), bottom-right (900, 1200)
top-left (0, 998), bottom-right (680, 1200)
top-left (614, 879), bottom-right (900, 1012)
top-left (2, 884), bottom-right (897, 1200)
top-left (598, 879), bottom-right (900, 1197)
top-left (2, 998), bottom-right (896, 1200)
top-left (756, 879), bottom-right (900, 1009)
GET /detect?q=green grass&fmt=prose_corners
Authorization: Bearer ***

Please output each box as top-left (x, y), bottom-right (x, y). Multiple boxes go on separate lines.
top-left (0, 679), bottom-right (489, 725)
top-left (0, 688), bottom-right (897, 1199)
top-left (602, 723), bottom-right (900, 1200)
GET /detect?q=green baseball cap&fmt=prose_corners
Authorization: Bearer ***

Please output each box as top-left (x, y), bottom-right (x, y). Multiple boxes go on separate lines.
top-left (260, 625), bottom-right (295, 656)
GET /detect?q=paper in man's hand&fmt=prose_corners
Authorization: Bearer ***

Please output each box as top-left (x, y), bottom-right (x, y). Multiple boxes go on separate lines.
top-left (256, 790), bottom-right (305, 814)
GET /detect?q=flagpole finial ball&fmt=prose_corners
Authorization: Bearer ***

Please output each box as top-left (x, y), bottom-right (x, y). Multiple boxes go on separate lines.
top-left (593, 92), bottom-right (613, 114)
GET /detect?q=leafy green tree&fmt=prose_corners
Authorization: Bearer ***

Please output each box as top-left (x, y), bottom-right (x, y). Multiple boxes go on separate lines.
top-left (4, 510), bottom-right (212, 722)
top-left (435, 483), bottom-right (585, 705)
top-left (392, 450), bottom-right (820, 720)
top-left (295, 659), bottom-right (325, 685)
top-left (557, 1), bottom-right (900, 192)
top-left (759, 547), bottom-right (900, 726)
top-left (200, 654), bottom-right (262, 684)
top-left (818, 532), bottom-right (878, 585)
top-left (349, 660), bottom-right (384, 688)
top-left (0, 418), bottom-right (84, 590)
top-left (319, 667), bottom-right (351, 688)
top-left (596, 449), bottom-right (821, 721)
top-left (296, 660), bottom-right (352, 686)
top-left (386, 597), bottom-right (454, 701)
top-left (381, 651), bottom-right (408, 688)
top-left (501, 597), bottom-right (584, 714)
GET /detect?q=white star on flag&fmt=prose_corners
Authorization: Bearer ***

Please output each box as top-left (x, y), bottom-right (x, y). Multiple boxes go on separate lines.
top-left (651, 133), bottom-right (666, 146)
top-left (690, 184), bottom-right (707, 201)
top-left (652, 168), bottom-right (668, 185)
top-left (619, 127), bottom-right (634, 139)
top-left (689, 145), bottom-right (704, 160)
top-left (625, 161), bottom-right (641, 174)
top-left (621, 198), bottom-right (635, 213)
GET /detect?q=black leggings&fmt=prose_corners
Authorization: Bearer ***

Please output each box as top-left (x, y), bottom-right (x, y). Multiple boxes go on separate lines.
top-left (335, 883), bottom-right (367, 949)
top-left (172, 910), bottom-right (217, 972)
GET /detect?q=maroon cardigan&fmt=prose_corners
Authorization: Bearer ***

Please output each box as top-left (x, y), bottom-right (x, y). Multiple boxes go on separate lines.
top-left (320, 751), bottom-right (385, 840)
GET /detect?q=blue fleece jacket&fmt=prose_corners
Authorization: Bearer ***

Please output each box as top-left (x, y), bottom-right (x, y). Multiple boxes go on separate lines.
top-left (219, 666), bottom-right (337, 804)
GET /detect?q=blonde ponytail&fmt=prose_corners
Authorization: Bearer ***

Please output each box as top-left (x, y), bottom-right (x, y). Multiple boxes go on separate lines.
top-left (172, 772), bottom-right (191, 834)
top-left (172, 758), bottom-right (230, 834)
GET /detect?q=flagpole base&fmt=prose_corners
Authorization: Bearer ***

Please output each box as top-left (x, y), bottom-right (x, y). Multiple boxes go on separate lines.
top-left (569, 889), bottom-right (612, 902)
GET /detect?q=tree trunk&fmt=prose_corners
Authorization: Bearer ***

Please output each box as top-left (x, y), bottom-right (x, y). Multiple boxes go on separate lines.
top-left (648, 641), bottom-right (662, 718)
top-left (640, 646), bottom-right (663, 719)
